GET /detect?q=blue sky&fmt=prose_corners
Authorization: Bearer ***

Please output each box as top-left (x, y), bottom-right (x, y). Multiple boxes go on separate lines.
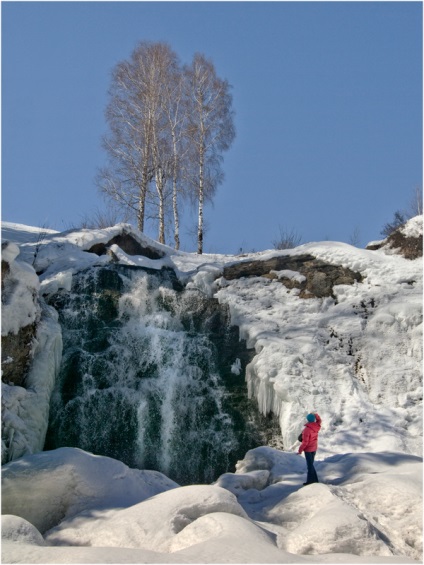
top-left (2, 1), bottom-right (422, 253)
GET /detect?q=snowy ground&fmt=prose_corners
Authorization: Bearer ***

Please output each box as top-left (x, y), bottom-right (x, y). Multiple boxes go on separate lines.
top-left (1, 219), bottom-right (423, 563)
top-left (2, 446), bottom-right (422, 563)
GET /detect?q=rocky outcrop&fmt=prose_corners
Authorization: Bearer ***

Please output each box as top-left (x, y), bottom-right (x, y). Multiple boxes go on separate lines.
top-left (223, 254), bottom-right (362, 299)
top-left (87, 231), bottom-right (165, 260)
top-left (366, 215), bottom-right (423, 260)
top-left (1, 242), bottom-right (40, 386)
top-left (367, 226), bottom-right (423, 260)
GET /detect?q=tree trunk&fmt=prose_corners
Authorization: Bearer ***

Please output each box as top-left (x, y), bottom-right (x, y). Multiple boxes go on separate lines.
top-left (137, 163), bottom-right (150, 232)
top-left (156, 167), bottom-right (166, 245)
top-left (173, 177), bottom-right (180, 250)
top-left (197, 149), bottom-right (204, 255)
top-left (171, 134), bottom-right (180, 250)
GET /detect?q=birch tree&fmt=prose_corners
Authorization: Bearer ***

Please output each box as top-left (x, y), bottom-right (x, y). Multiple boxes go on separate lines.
top-left (162, 64), bottom-right (187, 250)
top-left (98, 44), bottom-right (235, 251)
top-left (97, 42), bottom-right (179, 243)
top-left (97, 45), bottom-right (155, 232)
top-left (184, 53), bottom-right (235, 254)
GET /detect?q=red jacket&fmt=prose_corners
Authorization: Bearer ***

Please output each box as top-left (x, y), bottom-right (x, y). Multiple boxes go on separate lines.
top-left (298, 414), bottom-right (321, 454)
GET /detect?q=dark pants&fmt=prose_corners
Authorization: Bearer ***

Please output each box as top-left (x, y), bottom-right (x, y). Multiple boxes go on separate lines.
top-left (305, 451), bottom-right (319, 484)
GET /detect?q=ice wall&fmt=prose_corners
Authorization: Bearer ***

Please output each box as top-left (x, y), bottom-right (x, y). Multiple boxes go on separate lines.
top-left (215, 238), bottom-right (422, 457)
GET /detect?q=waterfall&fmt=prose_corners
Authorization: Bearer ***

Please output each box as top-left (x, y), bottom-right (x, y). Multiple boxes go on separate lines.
top-left (45, 265), bottom-right (280, 484)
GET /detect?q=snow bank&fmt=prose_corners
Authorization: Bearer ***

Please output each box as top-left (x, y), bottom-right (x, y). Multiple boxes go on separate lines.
top-left (1, 447), bottom-right (421, 563)
top-left (45, 483), bottom-right (248, 551)
top-left (2, 515), bottom-right (46, 546)
top-left (2, 447), bottom-right (178, 534)
top-left (219, 447), bottom-right (423, 561)
top-left (400, 215), bottom-right (423, 238)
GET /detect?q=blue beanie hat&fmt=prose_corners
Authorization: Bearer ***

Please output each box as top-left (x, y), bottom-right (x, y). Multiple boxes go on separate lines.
top-left (306, 413), bottom-right (316, 422)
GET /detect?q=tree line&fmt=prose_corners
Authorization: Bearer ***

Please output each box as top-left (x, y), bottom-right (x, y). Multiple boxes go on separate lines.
top-left (96, 41), bottom-right (235, 254)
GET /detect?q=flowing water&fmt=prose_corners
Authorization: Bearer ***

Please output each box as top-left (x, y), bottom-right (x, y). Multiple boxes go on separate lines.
top-left (45, 265), bottom-right (280, 484)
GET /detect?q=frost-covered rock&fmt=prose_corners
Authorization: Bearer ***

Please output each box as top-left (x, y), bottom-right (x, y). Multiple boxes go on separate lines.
top-left (1, 239), bottom-right (64, 464)
top-left (216, 236), bottom-right (422, 456)
top-left (1, 303), bottom-right (62, 464)
top-left (1, 241), bottom-right (41, 385)
top-left (222, 253), bottom-right (363, 299)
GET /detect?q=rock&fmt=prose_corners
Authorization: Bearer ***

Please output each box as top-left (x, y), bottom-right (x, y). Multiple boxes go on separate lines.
top-left (87, 231), bottom-right (165, 260)
top-left (382, 229), bottom-right (422, 260)
top-left (1, 324), bottom-right (37, 386)
top-left (223, 254), bottom-right (362, 299)
top-left (1, 244), bottom-right (41, 386)
top-left (366, 216), bottom-right (423, 260)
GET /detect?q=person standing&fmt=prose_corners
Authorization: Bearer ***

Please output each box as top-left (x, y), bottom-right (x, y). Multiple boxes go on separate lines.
top-left (298, 412), bottom-right (321, 485)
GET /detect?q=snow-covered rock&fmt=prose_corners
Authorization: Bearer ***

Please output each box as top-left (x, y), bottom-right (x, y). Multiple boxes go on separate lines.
top-left (1, 238), bottom-right (63, 464)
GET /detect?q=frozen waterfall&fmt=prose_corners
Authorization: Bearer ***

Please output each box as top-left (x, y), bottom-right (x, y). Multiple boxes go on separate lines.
top-left (45, 266), bottom-right (279, 484)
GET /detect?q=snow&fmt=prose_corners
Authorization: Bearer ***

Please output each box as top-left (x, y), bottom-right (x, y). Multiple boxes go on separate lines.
top-left (1, 447), bottom-right (421, 563)
top-left (1, 242), bottom-right (41, 336)
top-left (1, 217), bottom-right (422, 563)
top-left (400, 215), bottom-right (423, 238)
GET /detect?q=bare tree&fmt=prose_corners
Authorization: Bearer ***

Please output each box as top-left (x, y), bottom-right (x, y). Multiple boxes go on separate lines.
top-left (97, 41), bottom-right (180, 243)
top-left (161, 61), bottom-right (188, 250)
top-left (98, 44), bottom-right (235, 252)
top-left (272, 226), bottom-right (302, 250)
top-left (348, 226), bottom-right (361, 247)
top-left (97, 44), bottom-right (156, 231)
top-left (184, 54), bottom-right (235, 254)
top-left (381, 210), bottom-right (407, 237)
top-left (409, 186), bottom-right (423, 217)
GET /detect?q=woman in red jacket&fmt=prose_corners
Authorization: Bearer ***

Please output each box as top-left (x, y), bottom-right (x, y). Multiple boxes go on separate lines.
top-left (298, 412), bottom-right (321, 485)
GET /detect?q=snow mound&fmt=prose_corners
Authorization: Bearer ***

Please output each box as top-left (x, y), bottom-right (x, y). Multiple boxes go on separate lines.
top-left (45, 483), bottom-right (248, 551)
top-left (218, 448), bottom-right (422, 561)
top-left (2, 515), bottom-right (46, 546)
top-left (274, 483), bottom-right (392, 557)
top-left (2, 447), bottom-right (178, 534)
top-left (1, 447), bottom-right (421, 563)
top-left (400, 215), bottom-right (423, 239)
